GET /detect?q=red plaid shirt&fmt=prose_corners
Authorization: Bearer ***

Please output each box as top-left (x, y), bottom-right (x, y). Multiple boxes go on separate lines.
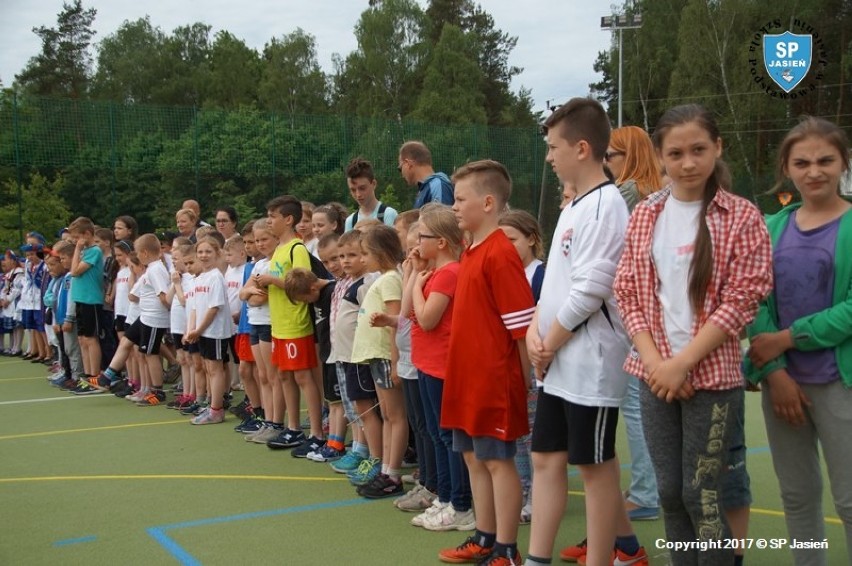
top-left (614, 187), bottom-right (773, 390)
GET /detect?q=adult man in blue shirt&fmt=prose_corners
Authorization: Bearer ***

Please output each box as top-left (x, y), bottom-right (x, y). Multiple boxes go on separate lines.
top-left (398, 141), bottom-right (454, 208)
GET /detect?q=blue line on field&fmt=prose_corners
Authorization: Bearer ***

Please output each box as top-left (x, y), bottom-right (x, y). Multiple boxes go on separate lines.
top-left (53, 535), bottom-right (97, 547)
top-left (147, 497), bottom-right (376, 566)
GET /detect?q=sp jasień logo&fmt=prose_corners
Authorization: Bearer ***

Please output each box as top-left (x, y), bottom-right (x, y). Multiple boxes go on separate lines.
top-left (748, 19), bottom-right (828, 99)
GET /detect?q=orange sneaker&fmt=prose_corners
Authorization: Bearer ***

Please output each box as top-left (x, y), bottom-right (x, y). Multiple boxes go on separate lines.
top-left (577, 545), bottom-right (649, 566)
top-left (559, 539), bottom-right (587, 562)
top-left (438, 536), bottom-right (493, 563)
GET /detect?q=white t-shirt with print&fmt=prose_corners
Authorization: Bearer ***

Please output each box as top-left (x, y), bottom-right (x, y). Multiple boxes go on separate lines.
top-left (192, 269), bottom-right (232, 339)
top-left (138, 260), bottom-right (171, 329)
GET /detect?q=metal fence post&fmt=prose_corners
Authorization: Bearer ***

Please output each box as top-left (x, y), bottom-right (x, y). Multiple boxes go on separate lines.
top-left (13, 91), bottom-right (23, 243)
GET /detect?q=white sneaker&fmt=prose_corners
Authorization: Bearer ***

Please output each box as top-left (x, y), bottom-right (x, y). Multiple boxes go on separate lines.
top-left (421, 503), bottom-right (476, 531)
top-left (411, 499), bottom-right (448, 527)
top-left (396, 484), bottom-right (437, 512)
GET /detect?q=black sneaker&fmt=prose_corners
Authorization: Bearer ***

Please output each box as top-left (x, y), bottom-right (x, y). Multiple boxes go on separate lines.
top-left (266, 428), bottom-right (305, 450)
top-left (180, 402), bottom-right (202, 416)
top-left (112, 380), bottom-right (134, 398)
top-left (291, 436), bottom-right (325, 458)
top-left (358, 474), bottom-right (404, 499)
top-left (229, 397), bottom-right (249, 416)
top-left (402, 446), bottom-right (418, 468)
top-left (234, 416), bottom-right (263, 434)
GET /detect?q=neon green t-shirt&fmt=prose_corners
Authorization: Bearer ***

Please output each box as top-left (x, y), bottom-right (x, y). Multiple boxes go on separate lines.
top-left (268, 239), bottom-right (313, 339)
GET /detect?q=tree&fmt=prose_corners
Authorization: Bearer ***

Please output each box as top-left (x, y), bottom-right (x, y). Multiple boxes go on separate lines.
top-left (348, 0), bottom-right (428, 118)
top-left (157, 23), bottom-right (212, 107)
top-left (206, 32), bottom-right (261, 108)
top-left (259, 29), bottom-right (329, 119)
top-left (410, 25), bottom-right (486, 124)
top-left (91, 17), bottom-right (167, 104)
top-left (16, 0), bottom-right (97, 98)
top-left (0, 172), bottom-right (71, 248)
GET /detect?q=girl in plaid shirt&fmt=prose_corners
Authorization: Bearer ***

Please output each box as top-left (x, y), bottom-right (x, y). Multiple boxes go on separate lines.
top-left (614, 104), bottom-right (773, 565)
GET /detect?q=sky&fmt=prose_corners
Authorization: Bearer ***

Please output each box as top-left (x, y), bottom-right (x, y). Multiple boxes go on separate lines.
top-left (0, 0), bottom-right (619, 114)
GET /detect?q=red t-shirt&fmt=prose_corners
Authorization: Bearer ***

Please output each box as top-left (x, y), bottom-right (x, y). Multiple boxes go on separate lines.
top-left (411, 262), bottom-right (459, 379)
top-left (441, 230), bottom-right (535, 441)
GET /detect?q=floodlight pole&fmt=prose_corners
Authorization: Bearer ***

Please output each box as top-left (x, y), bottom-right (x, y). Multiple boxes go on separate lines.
top-left (600, 13), bottom-right (643, 128)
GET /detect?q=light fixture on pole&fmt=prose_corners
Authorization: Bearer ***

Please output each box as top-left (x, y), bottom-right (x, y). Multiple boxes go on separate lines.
top-left (600, 12), bottom-right (643, 127)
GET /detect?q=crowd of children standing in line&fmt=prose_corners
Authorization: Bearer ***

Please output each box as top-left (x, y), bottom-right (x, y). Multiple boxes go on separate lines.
top-left (1, 104), bottom-right (850, 566)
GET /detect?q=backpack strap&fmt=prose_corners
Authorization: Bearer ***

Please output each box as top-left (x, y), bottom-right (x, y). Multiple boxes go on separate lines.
top-left (531, 263), bottom-right (545, 304)
top-left (376, 203), bottom-right (388, 222)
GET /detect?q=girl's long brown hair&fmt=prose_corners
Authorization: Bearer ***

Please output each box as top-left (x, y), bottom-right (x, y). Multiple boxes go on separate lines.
top-left (652, 104), bottom-right (724, 316)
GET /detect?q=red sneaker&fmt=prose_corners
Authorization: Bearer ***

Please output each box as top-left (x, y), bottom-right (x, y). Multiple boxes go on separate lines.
top-left (438, 536), bottom-right (493, 563)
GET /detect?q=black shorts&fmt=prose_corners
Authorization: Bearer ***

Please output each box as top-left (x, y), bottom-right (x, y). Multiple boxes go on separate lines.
top-left (531, 390), bottom-right (619, 466)
top-left (114, 315), bottom-right (127, 333)
top-left (172, 333), bottom-right (185, 351)
top-left (323, 363), bottom-right (342, 403)
top-left (342, 362), bottom-right (376, 401)
top-left (199, 336), bottom-right (229, 361)
top-left (228, 335), bottom-right (239, 364)
top-left (75, 303), bottom-right (102, 338)
top-left (124, 319), bottom-right (166, 355)
top-left (249, 324), bottom-right (271, 345)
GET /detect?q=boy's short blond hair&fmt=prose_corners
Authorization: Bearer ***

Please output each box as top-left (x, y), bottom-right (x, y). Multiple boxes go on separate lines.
top-left (337, 229), bottom-right (362, 247)
top-left (451, 159), bottom-right (512, 207)
top-left (195, 225), bottom-right (216, 241)
top-left (68, 216), bottom-right (96, 236)
top-left (394, 209), bottom-right (420, 229)
top-left (284, 268), bottom-right (319, 302)
top-left (54, 240), bottom-right (74, 257)
top-left (353, 218), bottom-right (382, 231)
top-left (224, 234), bottom-right (244, 250)
top-left (135, 233), bottom-right (161, 255)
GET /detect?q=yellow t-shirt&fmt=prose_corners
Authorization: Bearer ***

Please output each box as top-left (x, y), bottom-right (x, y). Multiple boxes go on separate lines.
top-left (351, 270), bottom-right (402, 363)
top-left (268, 239), bottom-right (313, 339)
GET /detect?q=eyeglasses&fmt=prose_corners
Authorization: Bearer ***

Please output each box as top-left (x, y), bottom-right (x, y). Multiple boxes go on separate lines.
top-left (397, 159), bottom-right (410, 172)
top-left (418, 233), bottom-right (439, 242)
top-left (604, 151), bottom-right (625, 162)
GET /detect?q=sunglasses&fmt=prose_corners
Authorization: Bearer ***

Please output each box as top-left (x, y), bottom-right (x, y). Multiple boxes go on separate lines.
top-left (604, 151), bottom-right (625, 162)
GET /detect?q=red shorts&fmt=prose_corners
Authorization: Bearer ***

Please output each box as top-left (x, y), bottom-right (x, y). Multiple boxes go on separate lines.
top-left (235, 333), bottom-right (254, 363)
top-left (272, 335), bottom-right (317, 371)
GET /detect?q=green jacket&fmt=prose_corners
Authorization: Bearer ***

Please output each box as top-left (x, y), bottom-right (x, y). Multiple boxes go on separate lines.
top-left (745, 203), bottom-right (852, 387)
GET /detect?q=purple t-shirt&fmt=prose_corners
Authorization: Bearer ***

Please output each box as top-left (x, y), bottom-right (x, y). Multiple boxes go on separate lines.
top-left (774, 211), bottom-right (840, 384)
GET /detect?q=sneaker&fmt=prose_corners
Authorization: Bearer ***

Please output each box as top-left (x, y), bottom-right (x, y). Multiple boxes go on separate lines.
top-left (191, 407), bottom-right (225, 425)
top-left (234, 416), bottom-right (263, 434)
top-left (358, 473), bottom-right (404, 499)
top-left (59, 378), bottom-right (79, 391)
top-left (559, 539), bottom-right (587, 563)
top-left (86, 373), bottom-right (114, 392)
top-left (50, 373), bottom-right (71, 387)
top-left (396, 484), bottom-right (437, 512)
top-left (167, 394), bottom-right (190, 409)
top-left (47, 362), bottom-right (61, 375)
top-left (70, 381), bottom-right (105, 396)
top-left (229, 397), bottom-right (249, 417)
top-left (479, 550), bottom-right (522, 566)
top-left (307, 445), bottom-right (344, 463)
top-left (422, 503), bottom-right (476, 532)
top-left (111, 380), bottom-right (133, 398)
top-left (437, 536), bottom-right (493, 563)
top-left (266, 428), bottom-right (305, 450)
top-left (577, 546), bottom-right (649, 566)
top-left (402, 469), bottom-right (420, 484)
top-left (347, 457), bottom-right (381, 486)
top-left (330, 450), bottom-right (365, 473)
top-left (411, 499), bottom-right (448, 527)
top-left (402, 446), bottom-right (418, 468)
top-left (128, 390), bottom-right (149, 403)
top-left (247, 425), bottom-right (281, 444)
top-left (291, 436), bottom-right (325, 458)
top-left (135, 390), bottom-right (166, 406)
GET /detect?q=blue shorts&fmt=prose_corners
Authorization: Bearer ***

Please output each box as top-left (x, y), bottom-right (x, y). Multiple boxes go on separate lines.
top-left (249, 324), bottom-right (271, 345)
top-left (453, 429), bottom-right (517, 460)
top-left (22, 309), bottom-right (44, 331)
top-left (0, 316), bottom-right (14, 333)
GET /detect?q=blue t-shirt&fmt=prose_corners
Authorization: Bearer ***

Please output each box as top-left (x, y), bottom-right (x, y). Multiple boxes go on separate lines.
top-left (237, 262), bottom-right (254, 334)
top-left (71, 245), bottom-right (105, 305)
top-left (774, 211), bottom-right (840, 384)
top-left (56, 274), bottom-right (72, 324)
top-left (414, 172), bottom-right (455, 208)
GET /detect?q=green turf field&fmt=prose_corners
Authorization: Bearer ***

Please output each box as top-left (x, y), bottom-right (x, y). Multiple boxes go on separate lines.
top-left (0, 356), bottom-right (846, 565)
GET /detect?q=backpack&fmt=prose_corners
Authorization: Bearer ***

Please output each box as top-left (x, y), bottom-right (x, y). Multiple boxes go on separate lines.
top-left (352, 203), bottom-right (388, 226)
top-left (289, 241), bottom-right (333, 280)
top-left (531, 263), bottom-right (545, 304)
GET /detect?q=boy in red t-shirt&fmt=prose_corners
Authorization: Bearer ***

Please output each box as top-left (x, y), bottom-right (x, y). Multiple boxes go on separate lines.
top-left (438, 160), bottom-right (535, 566)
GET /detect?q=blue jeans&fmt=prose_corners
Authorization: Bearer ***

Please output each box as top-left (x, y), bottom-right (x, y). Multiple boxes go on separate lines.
top-left (419, 370), bottom-right (471, 511)
top-left (622, 377), bottom-right (659, 508)
top-left (401, 377), bottom-right (437, 492)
